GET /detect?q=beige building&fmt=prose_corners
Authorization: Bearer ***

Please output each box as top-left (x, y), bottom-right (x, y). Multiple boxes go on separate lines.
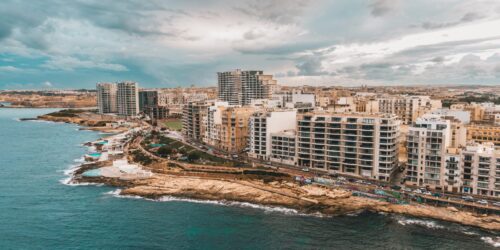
top-left (378, 95), bottom-right (440, 125)
top-left (466, 124), bottom-right (500, 147)
top-left (218, 106), bottom-right (256, 153)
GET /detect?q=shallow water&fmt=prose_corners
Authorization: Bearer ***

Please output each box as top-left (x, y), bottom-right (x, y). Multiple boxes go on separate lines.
top-left (0, 108), bottom-right (499, 249)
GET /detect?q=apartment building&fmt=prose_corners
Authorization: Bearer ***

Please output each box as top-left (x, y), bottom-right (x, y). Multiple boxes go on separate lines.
top-left (406, 115), bottom-right (466, 189)
top-left (296, 112), bottom-right (400, 181)
top-left (466, 124), bottom-right (500, 147)
top-left (96, 82), bottom-right (117, 114)
top-left (217, 69), bottom-right (277, 106)
top-left (116, 81), bottom-right (139, 116)
top-left (460, 142), bottom-right (500, 197)
top-left (203, 101), bottom-right (230, 146)
top-left (218, 106), bottom-right (256, 153)
top-left (270, 130), bottom-right (297, 165)
top-left (249, 110), bottom-right (297, 161)
top-left (182, 101), bottom-right (211, 141)
top-left (378, 95), bottom-right (440, 125)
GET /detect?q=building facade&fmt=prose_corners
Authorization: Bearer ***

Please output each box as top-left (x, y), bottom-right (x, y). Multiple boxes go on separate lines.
top-left (217, 69), bottom-right (277, 106)
top-left (96, 82), bottom-right (117, 114)
top-left (116, 81), bottom-right (139, 116)
top-left (296, 112), bottom-right (400, 181)
top-left (249, 110), bottom-right (297, 160)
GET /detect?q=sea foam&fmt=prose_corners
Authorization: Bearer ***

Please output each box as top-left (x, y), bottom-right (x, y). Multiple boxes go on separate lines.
top-left (104, 189), bottom-right (327, 217)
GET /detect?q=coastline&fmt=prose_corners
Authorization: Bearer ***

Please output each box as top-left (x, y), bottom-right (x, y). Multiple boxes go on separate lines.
top-left (37, 111), bottom-right (500, 232)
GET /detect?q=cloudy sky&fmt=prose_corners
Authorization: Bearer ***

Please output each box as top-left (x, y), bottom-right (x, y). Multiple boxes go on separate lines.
top-left (1, 0), bottom-right (500, 89)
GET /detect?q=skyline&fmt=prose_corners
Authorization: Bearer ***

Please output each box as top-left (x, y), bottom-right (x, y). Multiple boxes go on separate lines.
top-left (1, 0), bottom-right (500, 89)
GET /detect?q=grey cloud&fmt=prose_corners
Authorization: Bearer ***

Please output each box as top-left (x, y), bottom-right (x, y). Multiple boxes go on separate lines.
top-left (233, 0), bottom-right (310, 24)
top-left (431, 56), bottom-right (445, 63)
top-left (369, 0), bottom-right (398, 17)
top-left (421, 12), bottom-right (484, 30)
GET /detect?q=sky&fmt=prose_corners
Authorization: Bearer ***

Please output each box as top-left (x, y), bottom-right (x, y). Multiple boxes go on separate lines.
top-left (1, 0), bottom-right (500, 89)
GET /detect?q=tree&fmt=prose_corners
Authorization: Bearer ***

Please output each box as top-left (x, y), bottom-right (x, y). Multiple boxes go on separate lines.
top-left (157, 146), bottom-right (173, 157)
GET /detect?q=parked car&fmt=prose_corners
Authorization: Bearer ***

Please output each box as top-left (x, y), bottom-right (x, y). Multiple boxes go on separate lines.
top-left (403, 188), bottom-right (412, 192)
top-left (462, 196), bottom-right (474, 202)
top-left (432, 193), bottom-right (442, 197)
top-left (391, 185), bottom-right (402, 190)
top-left (424, 191), bottom-right (432, 196)
top-left (301, 168), bottom-right (310, 172)
top-left (413, 189), bottom-right (422, 194)
top-left (477, 200), bottom-right (488, 205)
top-left (493, 202), bottom-right (500, 207)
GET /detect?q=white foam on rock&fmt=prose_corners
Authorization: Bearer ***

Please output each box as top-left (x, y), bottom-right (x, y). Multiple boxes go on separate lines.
top-left (397, 218), bottom-right (444, 229)
top-left (103, 189), bottom-right (328, 217)
top-left (481, 237), bottom-right (500, 247)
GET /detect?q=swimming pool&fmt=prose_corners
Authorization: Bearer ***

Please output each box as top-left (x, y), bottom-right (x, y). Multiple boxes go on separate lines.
top-left (87, 153), bottom-right (101, 158)
top-left (82, 169), bottom-right (101, 177)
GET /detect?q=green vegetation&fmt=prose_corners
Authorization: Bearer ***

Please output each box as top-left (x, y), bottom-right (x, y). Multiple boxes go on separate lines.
top-left (46, 109), bottom-right (87, 117)
top-left (131, 150), bottom-right (154, 165)
top-left (163, 119), bottom-right (182, 131)
top-left (144, 135), bottom-right (249, 167)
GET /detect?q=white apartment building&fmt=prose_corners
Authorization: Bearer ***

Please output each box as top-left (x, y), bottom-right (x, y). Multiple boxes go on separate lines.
top-left (203, 101), bottom-right (230, 146)
top-left (116, 81), bottom-right (139, 116)
top-left (406, 115), bottom-right (466, 189)
top-left (96, 82), bottom-right (117, 114)
top-left (270, 130), bottom-right (297, 165)
top-left (249, 110), bottom-right (297, 161)
top-left (217, 69), bottom-right (277, 106)
top-left (460, 142), bottom-right (500, 197)
top-left (297, 112), bottom-right (400, 181)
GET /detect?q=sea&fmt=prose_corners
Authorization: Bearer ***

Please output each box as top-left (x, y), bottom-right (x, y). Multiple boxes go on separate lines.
top-left (0, 108), bottom-right (499, 249)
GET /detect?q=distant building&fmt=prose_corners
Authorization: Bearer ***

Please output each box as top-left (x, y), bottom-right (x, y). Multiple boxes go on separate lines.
top-left (138, 90), bottom-right (159, 112)
top-left (378, 95), bottom-right (440, 125)
top-left (217, 69), bottom-right (277, 106)
top-left (96, 82), bottom-right (117, 114)
top-left (466, 124), bottom-right (500, 147)
top-left (116, 81), bottom-right (139, 116)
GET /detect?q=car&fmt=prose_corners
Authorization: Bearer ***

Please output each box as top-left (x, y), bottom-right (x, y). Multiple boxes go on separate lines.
top-left (338, 177), bottom-right (346, 181)
top-left (462, 196), bottom-right (474, 202)
top-left (413, 189), bottom-right (422, 194)
top-left (493, 202), bottom-right (500, 207)
top-left (348, 178), bottom-right (356, 183)
top-left (356, 180), bottom-right (364, 184)
top-left (391, 185), bottom-right (402, 190)
top-left (329, 173), bottom-right (339, 178)
top-left (403, 188), bottom-right (412, 192)
top-left (477, 200), bottom-right (488, 205)
top-left (301, 168), bottom-right (310, 172)
top-left (424, 191), bottom-right (432, 196)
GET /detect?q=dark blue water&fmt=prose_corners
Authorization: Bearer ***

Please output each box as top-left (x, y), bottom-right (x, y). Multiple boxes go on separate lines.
top-left (0, 108), bottom-right (498, 249)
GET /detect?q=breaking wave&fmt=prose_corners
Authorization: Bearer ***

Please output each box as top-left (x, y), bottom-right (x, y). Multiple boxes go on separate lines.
top-left (104, 189), bottom-right (328, 217)
top-left (397, 218), bottom-right (444, 229)
top-left (481, 237), bottom-right (500, 247)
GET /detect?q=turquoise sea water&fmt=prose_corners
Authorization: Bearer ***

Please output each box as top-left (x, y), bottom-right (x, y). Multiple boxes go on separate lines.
top-left (0, 108), bottom-right (499, 249)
